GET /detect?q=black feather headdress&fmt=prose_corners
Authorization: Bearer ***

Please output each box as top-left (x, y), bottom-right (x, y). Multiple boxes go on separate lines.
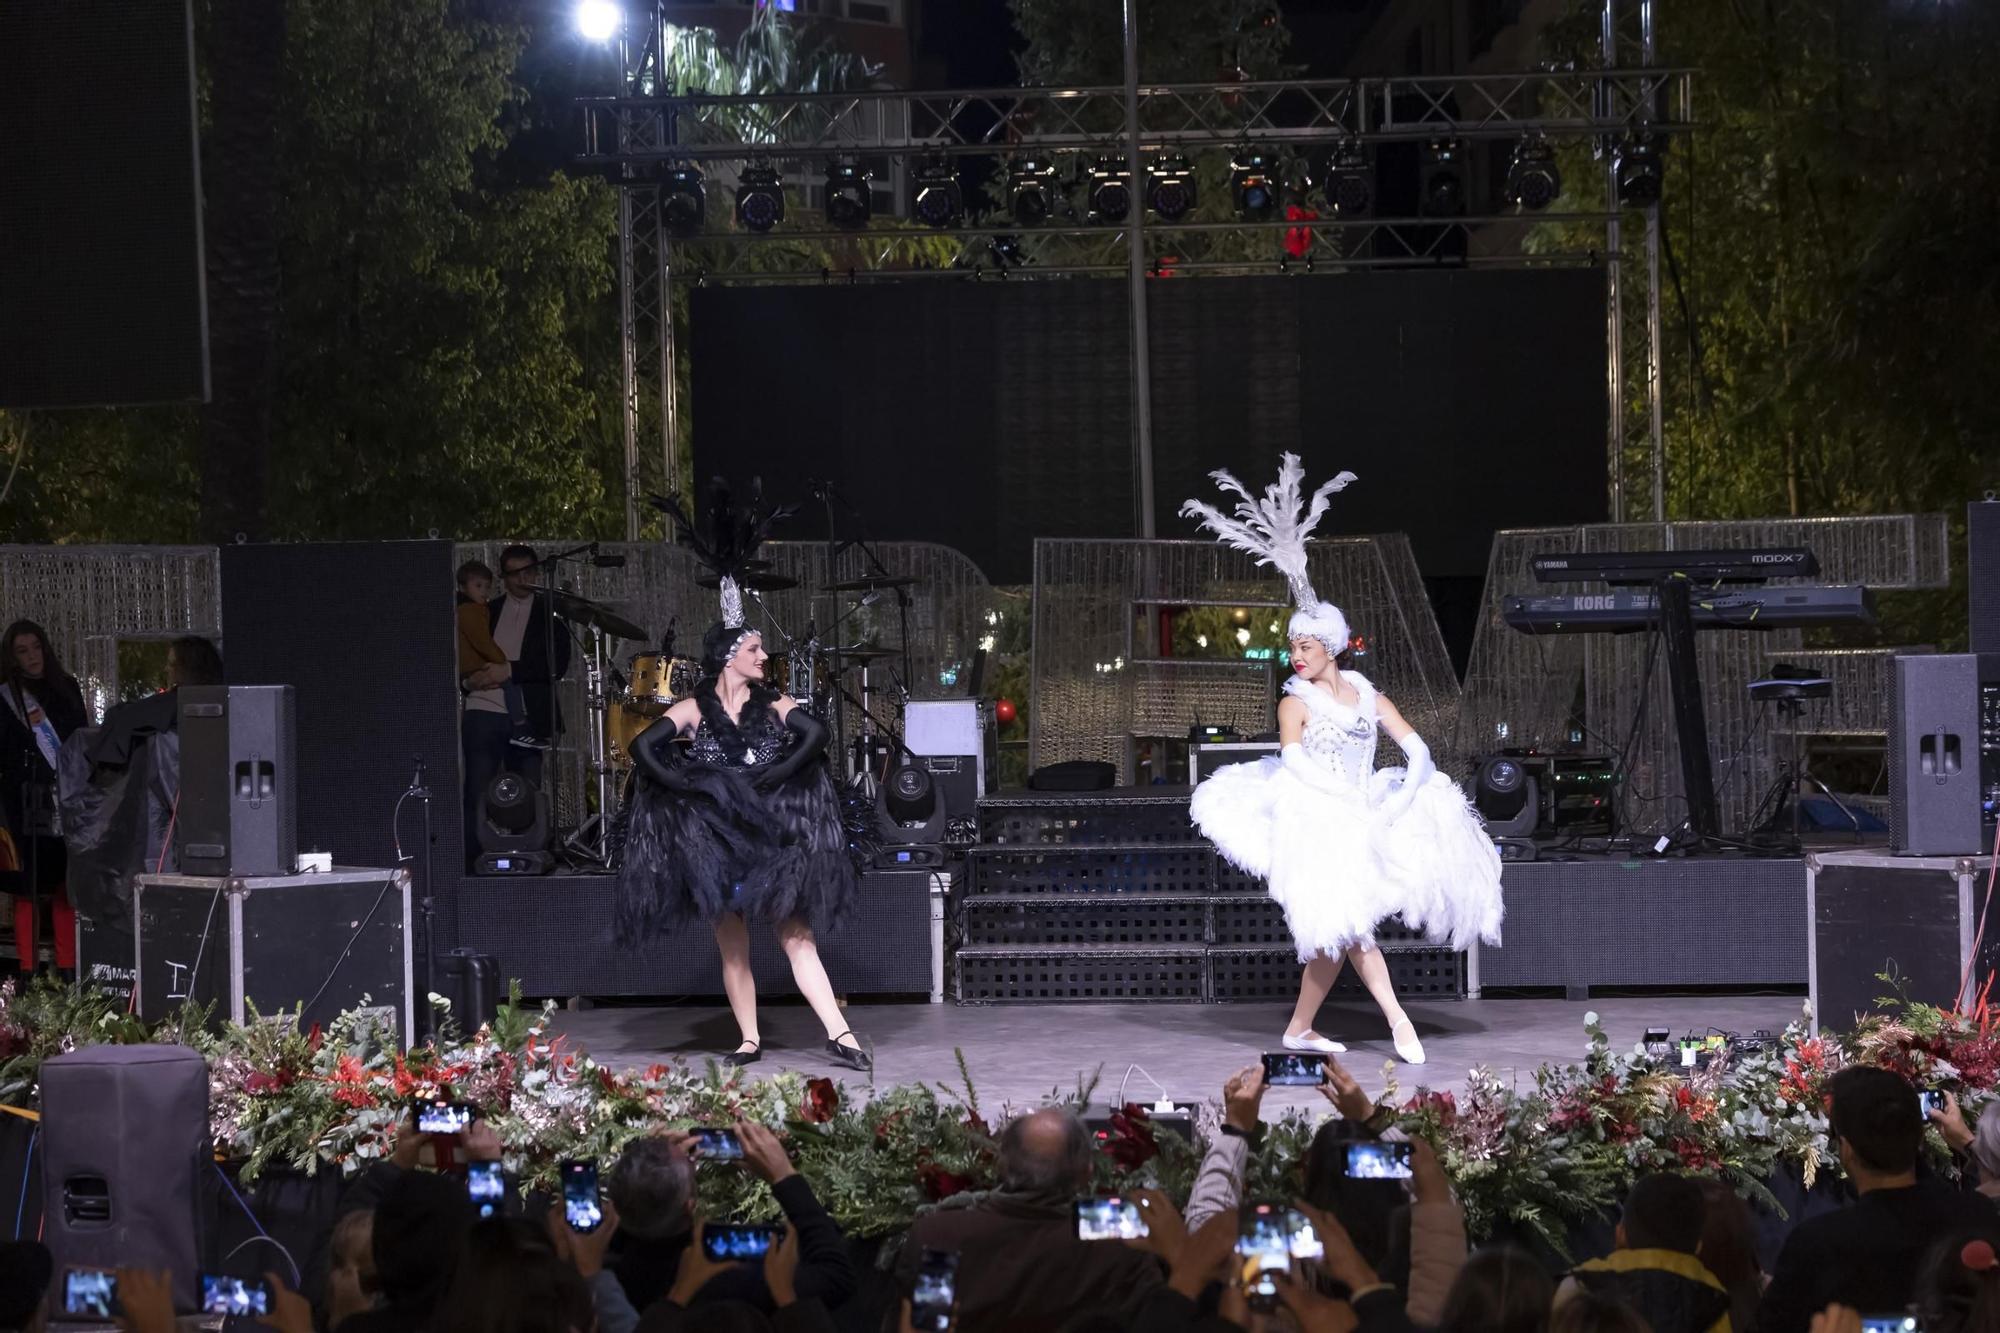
top-left (649, 478), bottom-right (797, 627)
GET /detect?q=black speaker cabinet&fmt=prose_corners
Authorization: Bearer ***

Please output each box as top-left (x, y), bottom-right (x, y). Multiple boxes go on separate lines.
top-left (1972, 498), bottom-right (2000, 655)
top-left (178, 684), bottom-right (298, 876)
top-left (40, 1045), bottom-right (209, 1311)
top-left (1890, 654), bottom-right (1983, 855)
top-left (1809, 850), bottom-right (1999, 1033)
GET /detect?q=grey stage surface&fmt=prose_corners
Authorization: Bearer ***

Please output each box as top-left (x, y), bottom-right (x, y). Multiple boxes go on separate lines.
top-left (548, 994), bottom-right (1808, 1111)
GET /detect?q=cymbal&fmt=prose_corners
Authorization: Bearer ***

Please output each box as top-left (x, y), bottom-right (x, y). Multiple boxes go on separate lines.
top-left (698, 572), bottom-right (799, 592)
top-left (551, 590), bottom-right (649, 641)
top-left (826, 574), bottom-right (918, 593)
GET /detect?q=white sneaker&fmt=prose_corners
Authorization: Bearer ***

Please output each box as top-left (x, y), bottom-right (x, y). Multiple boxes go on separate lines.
top-left (1391, 1018), bottom-right (1426, 1065)
top-left (1282, 1030), bottom-right (1347, 1054)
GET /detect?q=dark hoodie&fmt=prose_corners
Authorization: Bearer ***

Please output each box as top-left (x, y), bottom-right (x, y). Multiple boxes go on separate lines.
top-left (1567, 1248), bottom-right (1733, 1333)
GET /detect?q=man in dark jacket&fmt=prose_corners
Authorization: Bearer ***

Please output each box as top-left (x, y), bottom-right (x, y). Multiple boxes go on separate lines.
top-left (607, 1122), bottom-right (853, 1325)
top-left (894, 1108), bottom-right (1166, 1333)
top-left (1756, 1066), bottom-right (1999, 1333)
top-left (1560, 1173), bottom-right (1731, 1333)
top-left (461, 545), bottom-right (570, 862)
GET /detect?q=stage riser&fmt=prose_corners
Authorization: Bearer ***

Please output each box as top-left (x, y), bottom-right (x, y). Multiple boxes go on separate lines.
top-left (963, 897), bottom-right (1431, 951)
top-left (977, 792), bottom-right (1196, 846)
top-left (1479, 857), bottom-right (1807, 991)
top-left (954, 946), bottom-right (1465, 1003)
top-left (965, 844), bottom-right (1250, 896)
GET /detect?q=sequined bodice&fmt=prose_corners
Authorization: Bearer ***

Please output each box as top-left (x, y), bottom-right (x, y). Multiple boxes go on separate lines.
top-left (1287, 673), bottom-right (1377, 790)
top-left (686, 719), bottom-right (786, 767)
top-left (685, 687), bottom-right (788, 768)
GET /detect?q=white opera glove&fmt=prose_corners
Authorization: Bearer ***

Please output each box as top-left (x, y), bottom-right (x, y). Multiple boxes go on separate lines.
top-left (1281, 743), bottom-right (1340, 794)
top-left (1381, 732), bottom-right (1435, 822)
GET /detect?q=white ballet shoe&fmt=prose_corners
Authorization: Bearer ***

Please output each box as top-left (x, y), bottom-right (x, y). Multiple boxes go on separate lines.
top-left (1391, 1017), bottom-right (1426, 1065)
top-left (1282, 1030), bottom-right (1347, 1054)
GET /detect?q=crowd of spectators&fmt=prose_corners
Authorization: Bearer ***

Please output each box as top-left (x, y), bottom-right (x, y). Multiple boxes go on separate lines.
top-left (0, 1062), bottom-right (1994, 1333)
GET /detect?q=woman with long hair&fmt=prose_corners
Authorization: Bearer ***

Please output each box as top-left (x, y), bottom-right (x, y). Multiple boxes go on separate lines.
top-left (615, 485), bottom-right (870, 1071)
top-left (1183, 458), bottom-right (1504, 1063)
top-left (0, 620), bottom-right (88, 976)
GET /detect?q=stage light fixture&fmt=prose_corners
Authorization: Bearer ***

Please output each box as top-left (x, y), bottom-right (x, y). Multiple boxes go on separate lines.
top-left (1472, 755), bottom-right (1538, 839)
top-left (1505, 136), bottom-right (1561, 211)
top-left (734, 164), bottom-right (785, 233)
top-left (911, 158), bottom-right (962, 229)
top-left (575, 0), bottom-right (620, 41)
top-left (825, 159), bottom-right (871, 229)
top-left (1087, 156), bottom-right (1132, 224)
top-left (1230, 149), bottom-right (1280, 220)
top-left (1420, 137), bottom-right (1464, 218)
top-left (1614, 133), bottom-right (1664, 207)
top-left (658, 166), bottom-right (706, 237)
top-left (1008, 156), bottom-right (1059, 225)
top-left (1146, 153), bottom-right (1195, 220)
top-left (1323, 140), bottom-right (1371, 216)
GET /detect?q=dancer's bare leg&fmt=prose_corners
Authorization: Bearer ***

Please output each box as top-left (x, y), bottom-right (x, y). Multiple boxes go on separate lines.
top-left (715, 914), bottom-right (759, 1052)
top-left (1348, 943), bottom-right (1425, 1063)
top-left (776, 917), bottom-right (859, 1050)
top-left (1286, 952), bottom-right (1346, 1039)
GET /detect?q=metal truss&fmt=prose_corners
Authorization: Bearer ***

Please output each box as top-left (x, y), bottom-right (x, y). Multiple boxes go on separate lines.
top-left (579, 68), bottom-right (1692, 165)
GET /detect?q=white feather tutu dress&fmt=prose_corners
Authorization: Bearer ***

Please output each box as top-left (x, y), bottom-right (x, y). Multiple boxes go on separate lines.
top-left (1190, 672), bottom-right (1503, 960)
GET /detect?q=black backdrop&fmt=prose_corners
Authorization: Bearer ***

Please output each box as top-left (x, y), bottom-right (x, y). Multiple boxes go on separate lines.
top-left (691, 269), bottom-right (1607, 585)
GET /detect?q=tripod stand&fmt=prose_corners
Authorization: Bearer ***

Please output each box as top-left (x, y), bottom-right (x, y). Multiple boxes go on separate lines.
top-left (1749, 680), bottom-right (1863, 853)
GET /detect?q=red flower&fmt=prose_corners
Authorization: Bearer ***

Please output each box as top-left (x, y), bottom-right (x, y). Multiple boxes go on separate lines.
top-left (1095, 1105), bottom-right (1160, 1173)
top-left (800, 1078), bottom-right (839, 1125)
top-left (963, 1107), bottom-right (990, 1138)
top-left (244, 1070), bottom-right (294, 1096)
top-left (1402, 1090), bottom-right (1459, 1127)
top-left (918, 1162), bottom-right (975, 1201)
top-left (306, 1024), bottom-right (323, 1052)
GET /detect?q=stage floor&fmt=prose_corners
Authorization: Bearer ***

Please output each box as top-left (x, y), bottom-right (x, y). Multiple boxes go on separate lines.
top-left (548, 993), bottom-right (1809, 1111)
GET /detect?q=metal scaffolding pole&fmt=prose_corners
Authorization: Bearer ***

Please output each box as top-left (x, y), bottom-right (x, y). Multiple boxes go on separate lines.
top-left (618, 186), bottom-right (642, 542)
top-left (1123, 0), bottom-right (1156, 540)
top-left (1640, 0), bottom-right (1664, 523)
top-left (1601, 0), bottom-right (1625, 522)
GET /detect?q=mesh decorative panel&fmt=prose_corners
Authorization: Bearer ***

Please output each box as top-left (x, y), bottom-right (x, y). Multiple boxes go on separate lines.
top-left (961, 896), bottom-right (1211, 947)
top-left (1206, 945), bottom-right (1467, 1001)
top-left (1031, 536), bottom-right (1458, 784)
top-left (963, 845), bottom-right (1215, 896)
top-left (954, 945), bottom-right (1209, 1002)
top-left (1455, 515), bottom-right (1951, 836)
top-left (976, 792), bottom-right (1197, 845)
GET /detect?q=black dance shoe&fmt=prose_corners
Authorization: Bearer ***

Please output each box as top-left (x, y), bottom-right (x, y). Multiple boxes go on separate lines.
top-left (722, 1040), bottom-right (762, 1069)
top-left (825, 1031), bottom-right (872, 1073)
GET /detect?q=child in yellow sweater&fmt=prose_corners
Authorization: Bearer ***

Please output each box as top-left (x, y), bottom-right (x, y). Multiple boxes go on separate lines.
top-left (456, 561), bottom-right (539, 747)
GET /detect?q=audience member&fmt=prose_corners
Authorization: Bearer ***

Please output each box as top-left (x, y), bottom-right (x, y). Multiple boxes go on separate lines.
top-left (1550, 1290), bottom-right (1652, 1333)
top-left (0, 620), bottom-right (87, 979)
top-left (1931, 1093), bottom-right (2000, 1201)
top-left (436, 1218), bottom-right (593, 1333)
top-left (622, 1122), bottom-right (854, 1323)
top-left (1916, 1231), bottom-right (2000, 1333)
top-left (0, 1240), bottom-right (51, 1333)
top-left (1757, 1067), bottom-right (1998, 1333)
top-left (895, 1106), bottom-right (1164, 1332)
top-left (607, 1134), bottom-right (699, 1311)
top-left (1695, 1177), bottom-right (1765, 1333)
top-left (1436, 1246), bottom-right (1555, 1333)
top-left (327, 1208), bottom-right (380, 1329)
top-left (1557, 1173), bottom-right (1731, 1333)
top-left (336, 1167), bottom-right (478, 1333)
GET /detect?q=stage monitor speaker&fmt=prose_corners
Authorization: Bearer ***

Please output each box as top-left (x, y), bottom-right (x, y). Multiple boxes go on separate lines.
top-left (0, 0), bottom-right (208, 408)
top-left (40, 1045), bottom-right (208, 1311)
top-left (1973, 498), bottom-right (2000, 655)
top-left (177, 685), bottom-right (299, 877)
top-left (1889, 654), bottom-right (1983, 855)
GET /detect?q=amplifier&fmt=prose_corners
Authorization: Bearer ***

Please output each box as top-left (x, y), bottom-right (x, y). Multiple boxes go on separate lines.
top-left (177, 685), bottom-right (297, 877)
top-left (1889, 654), bottom-right (1983, 855)
top-left (1189, 741), bottom-right (1277, 784)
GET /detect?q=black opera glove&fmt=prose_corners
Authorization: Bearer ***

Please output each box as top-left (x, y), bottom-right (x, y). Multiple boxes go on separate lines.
top-left (632, 717), bottom-right (689, 788)
top-left (752, 708), bottom-right (829, 793)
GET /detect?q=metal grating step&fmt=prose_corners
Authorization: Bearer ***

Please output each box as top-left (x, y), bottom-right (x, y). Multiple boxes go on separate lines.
top-left (977, 791), bottom-right (1195, 846)
top-left (964, 844), bottom-right (1216, 896)
top-left (955, 944), bottom-right (1208, 1003)
top-left (961, 895), bottom-right (1214, 947)
top-left (1206, 945), bottom-right (1467, 1003)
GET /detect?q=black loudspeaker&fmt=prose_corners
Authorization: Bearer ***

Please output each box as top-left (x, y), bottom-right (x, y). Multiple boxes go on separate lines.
top-left (1028, 760), bottom-right (1117, 792)
top-left (436, 949), bottom-right (501, 1034)
top-left (1889, 654), bottom-right (1983, 855)
top-left (0, 0), bottom-right (208, 407)
top-left (40, 1045), bottom-right (208, 1311)
top-left (178, 685), bottom-right (299, 876)
top-left (1972, 498), bottom-right (2000, 655)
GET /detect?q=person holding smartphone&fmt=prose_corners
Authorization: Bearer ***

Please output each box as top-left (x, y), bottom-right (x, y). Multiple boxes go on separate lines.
top-left (614, 486), bottom-right (871, 1072)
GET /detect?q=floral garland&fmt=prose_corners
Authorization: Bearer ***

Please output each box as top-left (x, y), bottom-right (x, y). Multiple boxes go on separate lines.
top-left (3, 977), bottom-right (1993, 1250)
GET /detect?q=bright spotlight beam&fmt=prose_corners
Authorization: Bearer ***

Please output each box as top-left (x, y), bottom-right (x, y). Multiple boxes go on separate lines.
top-left (576, 0), bottom-right (620, 42)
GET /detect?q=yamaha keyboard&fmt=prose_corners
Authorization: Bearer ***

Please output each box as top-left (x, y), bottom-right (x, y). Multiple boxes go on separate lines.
top-left (1530, 547), bottom-right (1819, 586)
top-left (1503, 584), bottom-right (1875, 634)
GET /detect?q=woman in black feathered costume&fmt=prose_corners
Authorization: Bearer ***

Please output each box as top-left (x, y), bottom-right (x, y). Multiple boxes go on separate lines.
top-left (615, 483), bottom-right (870, 1072)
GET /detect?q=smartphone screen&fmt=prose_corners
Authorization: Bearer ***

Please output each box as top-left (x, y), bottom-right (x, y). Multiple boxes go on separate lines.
top-left (64, 1269), bottom-right (118, 1318)
top-left (414, 1098), bottom-right (473, 1135)
top-left (467, 1160), bottom-right (504, 1219)
top-left (1261, 1051), bottom-right (1328, 1087)
top-left (702, 1223), bottom-right (780, 1261)
top-left (1919, 1090), bottom-right (1944, 1119)
top-left (562, 1159), bottom-right (602, 1233)
top-left (1237, 1207), bottom-right (1292, 1311)
top-left (200, 1274), bottom-right (272, 1317)
top-left (1345, 1141), bottom-right (1415, 1180)
top-left (1861, 1319), bottom-right (1917, 1333)
top-left (911, 1249), bottom-right (959, 1333)
top-left (692, 1127), bottom-right (745, 1161)
top-left (1073, 1195), bottom-right (1149, 1241)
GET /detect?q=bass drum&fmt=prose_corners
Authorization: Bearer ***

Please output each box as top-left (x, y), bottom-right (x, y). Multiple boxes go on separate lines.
top-left (606, 702), bottom-right (663, 770)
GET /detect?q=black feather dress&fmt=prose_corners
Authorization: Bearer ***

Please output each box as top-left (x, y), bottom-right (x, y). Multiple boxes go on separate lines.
top-left (614, 680), bottom-right (862, 943)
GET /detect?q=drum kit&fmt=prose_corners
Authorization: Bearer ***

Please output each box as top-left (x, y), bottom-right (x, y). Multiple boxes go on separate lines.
top-left (553, 567), bottom-right (923, 868)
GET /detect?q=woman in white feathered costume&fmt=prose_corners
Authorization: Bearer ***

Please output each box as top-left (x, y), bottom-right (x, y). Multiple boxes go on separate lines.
top-left (1182, 456), bottom-right (1503, 1065)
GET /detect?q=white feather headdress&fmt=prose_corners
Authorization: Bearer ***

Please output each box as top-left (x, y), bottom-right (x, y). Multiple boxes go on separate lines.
top-left (1179, 453), bottom-right (1357, 651)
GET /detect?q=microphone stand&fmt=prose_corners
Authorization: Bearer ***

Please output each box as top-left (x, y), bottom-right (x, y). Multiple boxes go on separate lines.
top-left (399, 755), bottom-right (436, 1044)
